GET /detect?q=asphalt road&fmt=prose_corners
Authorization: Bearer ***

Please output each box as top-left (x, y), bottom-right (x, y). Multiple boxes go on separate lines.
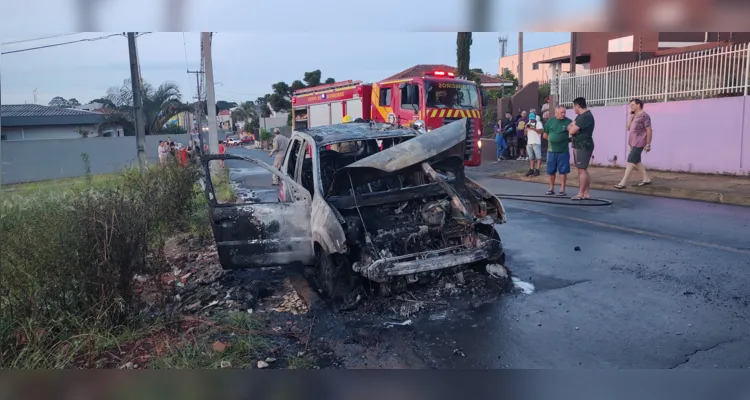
top-left (218, 146), bottom-right (750, 369)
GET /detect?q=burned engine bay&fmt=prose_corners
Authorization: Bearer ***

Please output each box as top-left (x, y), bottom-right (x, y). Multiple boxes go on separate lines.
top-left (322, 134), bottom-right (506, 283)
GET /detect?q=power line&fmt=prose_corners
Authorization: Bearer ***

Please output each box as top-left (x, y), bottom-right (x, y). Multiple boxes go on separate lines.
top-left (1, 33), bottom-right (82, 45)
top-left (1, 33), bottom-right (125, 55)
top-left (215, 89), bottom-right (267, 97)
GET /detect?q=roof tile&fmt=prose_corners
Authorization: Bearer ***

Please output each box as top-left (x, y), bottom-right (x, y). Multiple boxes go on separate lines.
top-left (0, 104), bottom-right (103, 118)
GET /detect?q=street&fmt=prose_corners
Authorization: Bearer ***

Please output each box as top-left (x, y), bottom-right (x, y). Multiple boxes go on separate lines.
top-left (220, 146), bottom-right (750, 368)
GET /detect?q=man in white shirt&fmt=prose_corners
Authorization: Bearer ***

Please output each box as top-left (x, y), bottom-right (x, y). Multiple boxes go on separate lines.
top-left (525, 113), bottom-right (544, 176)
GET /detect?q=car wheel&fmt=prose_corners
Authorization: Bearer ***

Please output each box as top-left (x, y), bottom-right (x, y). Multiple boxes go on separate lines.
top-left (315, 250), bottom-right (356, 300)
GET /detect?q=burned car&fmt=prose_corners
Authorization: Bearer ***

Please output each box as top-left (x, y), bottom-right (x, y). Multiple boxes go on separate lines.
top-left (201, 119), bottom-right (506, 298)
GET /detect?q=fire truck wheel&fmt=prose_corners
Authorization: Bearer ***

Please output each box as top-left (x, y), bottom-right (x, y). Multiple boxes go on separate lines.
top-left (387, 113), bottom-right (396, 124)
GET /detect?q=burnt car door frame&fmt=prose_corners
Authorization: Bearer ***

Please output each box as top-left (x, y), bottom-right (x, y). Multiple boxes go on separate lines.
top-left (200, 154), bottom-right (315, 270)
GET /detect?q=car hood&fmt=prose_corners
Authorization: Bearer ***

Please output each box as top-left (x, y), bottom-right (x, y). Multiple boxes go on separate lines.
top-left (327, 118), bottom-right (468, 195)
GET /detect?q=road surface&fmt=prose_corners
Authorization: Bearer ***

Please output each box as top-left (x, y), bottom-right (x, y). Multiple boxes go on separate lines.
top-left (217, 146), bottom-right (750, 368)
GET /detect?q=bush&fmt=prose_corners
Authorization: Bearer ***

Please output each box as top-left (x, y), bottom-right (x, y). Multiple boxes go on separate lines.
top-left (0, 159), bottom-right (202, 368)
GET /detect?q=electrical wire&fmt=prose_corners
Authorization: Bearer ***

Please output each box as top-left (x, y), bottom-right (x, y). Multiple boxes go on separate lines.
top-left (1, 33), bottom-right (125, 55)
top-left (494, 194), bottom-right (613, 206)
top-left (1, 33), bottom-right (82, 45)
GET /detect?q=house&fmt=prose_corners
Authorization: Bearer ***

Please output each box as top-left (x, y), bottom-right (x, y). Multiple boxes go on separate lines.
top-left (502, 32), bottom-right (750, 85)
top-left (0, 104), bottom-right (123, 141)
top-left (217, 109), bottom-right (232, 130)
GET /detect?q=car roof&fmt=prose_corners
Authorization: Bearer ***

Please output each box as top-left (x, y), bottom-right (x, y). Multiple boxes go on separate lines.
top-left (300, 122), bottom-right (416, 146)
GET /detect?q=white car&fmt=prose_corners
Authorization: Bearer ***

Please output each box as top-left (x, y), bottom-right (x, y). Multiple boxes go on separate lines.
top-left (226, 137), bottom-right (241, 146)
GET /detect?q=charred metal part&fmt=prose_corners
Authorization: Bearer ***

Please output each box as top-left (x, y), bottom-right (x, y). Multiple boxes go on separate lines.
top-left (421, 162), bottom-right (472, 224)
top-left (420, 200), bottom-right (448, 226)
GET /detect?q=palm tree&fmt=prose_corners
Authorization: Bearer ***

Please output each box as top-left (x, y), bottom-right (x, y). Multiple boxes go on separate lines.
top-left (100, 79), bottom-right (193, 135)
top-left (231, 101), bottom-right (259, 134)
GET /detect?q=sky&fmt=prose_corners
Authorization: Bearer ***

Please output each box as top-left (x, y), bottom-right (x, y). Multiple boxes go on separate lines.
top-left (1, 31), bottom-right (569, 106)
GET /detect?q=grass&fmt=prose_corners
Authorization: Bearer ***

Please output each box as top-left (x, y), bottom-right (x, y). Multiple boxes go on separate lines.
top-left (0, 156), bottom-right (204, 368)
top-left (150, 312), bottom-right (269, 369)
top-left (0, 173), bottom-right (122, 196)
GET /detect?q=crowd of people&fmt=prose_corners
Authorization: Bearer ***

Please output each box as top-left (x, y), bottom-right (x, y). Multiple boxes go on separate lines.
top-left (157, 136), bottom-right (202, 166)
top-left (493, 97), bottom-right (600, 200)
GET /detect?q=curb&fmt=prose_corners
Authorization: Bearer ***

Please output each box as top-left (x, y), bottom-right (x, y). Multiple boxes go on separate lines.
top-left (494, 173), bottom-right (750, 207)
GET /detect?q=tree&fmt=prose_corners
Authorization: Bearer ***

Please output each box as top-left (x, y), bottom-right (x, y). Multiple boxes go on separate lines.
top-left (456, 32), bottom-right (473, 78)
top-left (231, 101), bottom-right (259, 133)
top-left (48, 96), bottom-right (71, 108)
top-left (88, 98), bottom-right (117, 109)
top-left (68, 98), bottom-right (81, 107)
top-left (324, 77), bottom-right (336, 84)
top-left (101, 79), bottom-right (192, 135)
top-left (216, 100), bottom-right (237, 111)
top-left (303, 70), bottom-right (322, 87)
top-left (255, 96), bottom-right (272, 118)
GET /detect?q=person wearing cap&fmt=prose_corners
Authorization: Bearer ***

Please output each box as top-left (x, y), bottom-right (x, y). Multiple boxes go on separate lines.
top-left (524, 112), bottom-right (544, 176)
top-left (268, 128), bottom-right (289, 185)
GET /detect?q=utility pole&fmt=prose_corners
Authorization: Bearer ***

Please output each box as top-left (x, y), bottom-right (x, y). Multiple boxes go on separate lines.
top-left (201, 32), bottom-right (219, 154)
top-left (518, 32), bottom-right (524, 88)
top-left (570, 32), bottom-right (577, 74)
top-left (127, 32), bottom-right (147, 168)
top-left (187, 69), bottom-right (205, 153)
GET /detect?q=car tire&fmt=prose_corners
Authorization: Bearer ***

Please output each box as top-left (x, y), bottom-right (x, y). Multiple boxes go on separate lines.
top-left (315, 250), bottom-right (356, 301)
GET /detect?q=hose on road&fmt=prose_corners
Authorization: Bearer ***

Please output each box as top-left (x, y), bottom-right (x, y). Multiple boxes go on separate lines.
top-left (494, 194), bottom-right (613, 206)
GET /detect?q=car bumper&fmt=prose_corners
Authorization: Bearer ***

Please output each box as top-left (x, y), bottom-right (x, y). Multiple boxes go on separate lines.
top-left (353, 239), bottom-right (503, 281)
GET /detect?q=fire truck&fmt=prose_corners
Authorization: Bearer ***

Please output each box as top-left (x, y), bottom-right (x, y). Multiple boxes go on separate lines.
top-left (291, 69), bottom-right (487, 166)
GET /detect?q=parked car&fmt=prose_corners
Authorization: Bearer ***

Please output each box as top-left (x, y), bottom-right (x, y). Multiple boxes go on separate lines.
top-left (201, 120), bottom-right (506, 299)
top-left (225, 136), bottom-right (241, 146)
top-left (240, 135), bottom-right (254, 144)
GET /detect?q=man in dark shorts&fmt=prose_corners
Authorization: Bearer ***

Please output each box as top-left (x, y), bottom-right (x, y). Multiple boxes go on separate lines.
top-left (543, 106), bottom-right (573, 196)
top-left (567, 97), bottom-right (595, 200)
top-left (614, 98), bottom-right (652, 189)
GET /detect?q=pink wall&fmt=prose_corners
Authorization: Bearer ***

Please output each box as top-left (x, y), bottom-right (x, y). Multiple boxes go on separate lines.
top-left (566, 96), bottom-right (750, 175)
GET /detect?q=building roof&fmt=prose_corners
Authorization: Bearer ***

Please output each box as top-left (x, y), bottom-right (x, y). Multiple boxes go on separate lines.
top-left (1, 104), bottom-right (106, 127)
top-left (382, 64), bottom-right (512, 85)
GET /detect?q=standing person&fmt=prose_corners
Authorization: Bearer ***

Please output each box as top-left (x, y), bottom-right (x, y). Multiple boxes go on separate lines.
top-left (268, 128), bottom-right (289, 186)
top-left (516, 110), bottom-right (529, 160)
top-left (543, 106), bottom-right (573, 196)
top-left (158, 141), bottom-right (169, 165)
top-left (504, 112), bottom-right (518, 159)
top-left (614, 98), bottom-right (652, 189)
top-left (524, 113), bottom-right (543, 176)
top-left (567, 97), bottom-right (596, 200)
top-left (494, 118), bottom-right (508, 161)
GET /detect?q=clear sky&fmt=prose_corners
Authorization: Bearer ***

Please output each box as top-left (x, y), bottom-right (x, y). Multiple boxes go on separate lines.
top-left (1, 32), bottom-right (569, 106)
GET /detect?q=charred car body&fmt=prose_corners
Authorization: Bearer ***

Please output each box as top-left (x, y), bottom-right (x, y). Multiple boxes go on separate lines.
top-left (201, 119), bottom-right (506, 297)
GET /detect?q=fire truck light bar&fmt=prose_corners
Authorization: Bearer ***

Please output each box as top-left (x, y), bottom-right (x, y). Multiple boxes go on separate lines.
top-left (430, 71), bottom-right (455, 77)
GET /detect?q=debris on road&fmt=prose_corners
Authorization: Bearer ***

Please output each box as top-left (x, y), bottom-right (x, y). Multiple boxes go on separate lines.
top-left (257, 360), bottom-right (270, 369)
top-left (384, 319), bottom-right (413, 327)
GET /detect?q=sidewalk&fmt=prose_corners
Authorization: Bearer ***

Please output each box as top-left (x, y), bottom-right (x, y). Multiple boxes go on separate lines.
top-left (494, 166), bottom-right (750, 207)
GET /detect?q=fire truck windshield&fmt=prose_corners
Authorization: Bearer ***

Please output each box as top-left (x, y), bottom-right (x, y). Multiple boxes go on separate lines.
top-left (425, 80), bottom-right (479, 109)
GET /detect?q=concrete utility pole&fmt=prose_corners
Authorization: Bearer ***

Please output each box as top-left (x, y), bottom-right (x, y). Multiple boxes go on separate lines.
top-left (570, 32), bottom-right (577, 74)
top-left (127, 32), bottom-right (147, 168)
top-left (518, 32), bottom-right (524, 88)
top-left (187, 69), bottom-right (205, 152)
top-left (201, 32), bottom-right (219, 154)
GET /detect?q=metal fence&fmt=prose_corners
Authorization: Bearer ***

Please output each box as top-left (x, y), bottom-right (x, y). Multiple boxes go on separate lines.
top-left (558, 43), bottom-right (750, 107)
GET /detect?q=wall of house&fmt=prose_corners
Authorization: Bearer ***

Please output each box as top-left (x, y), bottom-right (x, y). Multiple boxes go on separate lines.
top-left (563, 96), bottom-right (750, 175)
top-left (0, 133), bottom-right (196, 184)
top-left (498, 43), bottom-right (571, 84)
top-left (0, 124), bottom-right (101, 141)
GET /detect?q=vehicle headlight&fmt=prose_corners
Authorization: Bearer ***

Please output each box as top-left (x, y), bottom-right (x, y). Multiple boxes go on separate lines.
top-left (478, 139), bottom-right (482, 149)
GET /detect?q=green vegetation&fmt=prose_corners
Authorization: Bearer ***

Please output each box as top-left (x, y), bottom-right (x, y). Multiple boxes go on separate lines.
top-left (0, 158), bottom-right (203, 368)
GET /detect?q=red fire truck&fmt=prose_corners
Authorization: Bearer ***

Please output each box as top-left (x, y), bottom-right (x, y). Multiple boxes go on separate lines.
top-left (291, 69), bottom-right (487, 166)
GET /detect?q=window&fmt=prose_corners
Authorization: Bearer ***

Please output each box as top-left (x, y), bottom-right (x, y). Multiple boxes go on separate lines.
top-left (400, 84), bottom-right (419, 107)
top-left (425, 80), bottom-right (479, 109)
top-left (379, 88), bottom-right (391, 106)
top-left (532, 63), bottom-right (539, 70)
top-left (502, 67), bottom-right (510, 74)
top-left (300, 140), bottom-right (315, 197)
top-left (285, 139), bottom-right (302, 179)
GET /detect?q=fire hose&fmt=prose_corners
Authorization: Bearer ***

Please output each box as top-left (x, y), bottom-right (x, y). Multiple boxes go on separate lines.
top-left (493, 194), bottom-right (613, 206)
